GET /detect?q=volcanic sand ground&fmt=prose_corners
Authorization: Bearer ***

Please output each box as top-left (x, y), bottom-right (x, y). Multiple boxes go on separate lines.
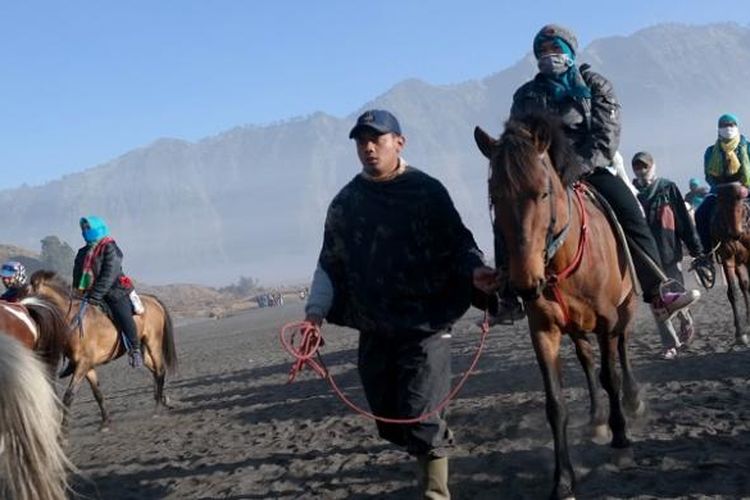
top-left (66, 278), bottom-right (750, 499)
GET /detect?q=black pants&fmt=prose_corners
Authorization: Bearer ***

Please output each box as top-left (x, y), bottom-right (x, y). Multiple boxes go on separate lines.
top-left (357, 330), bottom-right (453, 458)
top-left (583, 169), bottom-right (666, 301)
top-left (105, 294), bottom-right (140, 351)
top-left (694, 194), bottom-right (716, 252)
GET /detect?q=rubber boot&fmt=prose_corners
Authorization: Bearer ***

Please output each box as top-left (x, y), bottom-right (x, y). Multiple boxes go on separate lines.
top-left (416, 456), bottom-right (450, 500)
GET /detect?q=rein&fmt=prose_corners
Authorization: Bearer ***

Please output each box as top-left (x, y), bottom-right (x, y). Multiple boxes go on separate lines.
top-left (281, 315), bottom-right (490, 424)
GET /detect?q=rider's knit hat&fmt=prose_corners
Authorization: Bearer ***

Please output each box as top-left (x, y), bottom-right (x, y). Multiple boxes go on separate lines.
top-left (533, 24), bottom-right (578, 59)
top-left (718, 113), bottom-right (739, 127)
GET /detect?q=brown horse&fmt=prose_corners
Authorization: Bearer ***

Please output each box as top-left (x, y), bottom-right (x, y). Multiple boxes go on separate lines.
top-left (30, 270), bottom-right (178, 430)
top-left (475, 115), bottom-right (644, 500)
top-left (711, 182), bottom-right (750, 345)
top-left (0, 293), bottom-right (67, 374)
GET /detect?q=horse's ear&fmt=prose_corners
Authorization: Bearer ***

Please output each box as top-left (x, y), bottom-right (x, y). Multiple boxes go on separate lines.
top-left (533, 124), bottom-right (552, 155)
top-left (474, 126), bottom-right (496, 159)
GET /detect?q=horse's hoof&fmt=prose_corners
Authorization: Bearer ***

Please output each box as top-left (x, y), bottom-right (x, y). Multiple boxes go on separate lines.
top-left (591, 424), bottom-right (611, 445)
top-left (99, 424), bottom-right (110, 433)
top-left (613, 447), bottom-right (635, 468)
top-left (632, 400), bottom-right (647, 418)
top-left (736, 334), bottom-right (749, 346)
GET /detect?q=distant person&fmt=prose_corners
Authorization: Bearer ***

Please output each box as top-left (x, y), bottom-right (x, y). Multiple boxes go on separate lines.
top-left (0, 261), bottom-right (28, 302)
top-left (492, 23), bottom-right (700, 324)
top-left (73, 216), bottom-right (142, 368)
top-left (695, 113), bottom-right (750, 254)
top-left (303, 109), bottom-right (497, 498)
top-left (684, 177), bottom-right (709, 212)
top-left (631, 152), bottom-right (703, 359)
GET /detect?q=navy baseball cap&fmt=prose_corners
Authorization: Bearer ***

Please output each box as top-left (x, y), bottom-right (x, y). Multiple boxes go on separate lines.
top-left (349, 109), bottom-right (402, 139)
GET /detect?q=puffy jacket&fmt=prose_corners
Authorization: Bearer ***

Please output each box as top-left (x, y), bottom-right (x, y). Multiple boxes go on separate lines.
top-left (635, 177), bottom-right (703, 267)
top-left (510, 64), bottom-right (621, 172)
top-left (72, 240), bottom-right (133, 302)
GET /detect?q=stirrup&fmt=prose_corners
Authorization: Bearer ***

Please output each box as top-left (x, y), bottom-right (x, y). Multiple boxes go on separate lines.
top-left (690, 256), bottom-right (716, 289)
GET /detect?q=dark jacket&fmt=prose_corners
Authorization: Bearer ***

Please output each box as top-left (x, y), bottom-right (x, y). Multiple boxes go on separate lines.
top-left (634, 177), bottom-right (703, 267)
top-left (73, 240), bottom-right (133, 302)
top-left (510, 64), bottom-right (621, 172)
top-left (0, 287), bottom-right (23, 302)
top-left (318, 167), bottom-right (485, 335)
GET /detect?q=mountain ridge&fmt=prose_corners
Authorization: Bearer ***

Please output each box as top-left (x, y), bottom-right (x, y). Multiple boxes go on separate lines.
top-left (3, 22), bottom-right (749, 285)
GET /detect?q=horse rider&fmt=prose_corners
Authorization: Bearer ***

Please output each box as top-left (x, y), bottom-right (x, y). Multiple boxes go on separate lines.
top-left (303, 109), bottom-right (497, 499)
top-left (694, 113), bottom-right (750, 257)
top-left (492, 23), bottom-right (700, 323)
top-left (73, 216), bottom-right (142, 368)
top-left (0, 261), bottom-right (28, 302)
top-left (631, 152), bottom-right (703, 359)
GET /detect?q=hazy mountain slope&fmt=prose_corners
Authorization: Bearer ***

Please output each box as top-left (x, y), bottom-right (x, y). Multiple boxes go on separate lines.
top-left (2, 23), bottom-right (748, 284)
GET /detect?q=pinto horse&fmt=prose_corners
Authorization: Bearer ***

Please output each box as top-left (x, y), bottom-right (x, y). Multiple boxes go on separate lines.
top-left (30, 270), bottom-right (178, 430)
top-left (0, 294), bottom-right (67, 374)
top-left (475, 115), bottom-right (644, 500)
top-left (711, 182), bottom-right (750, 345)
top-left (0, 333), bottom-right (72, 500)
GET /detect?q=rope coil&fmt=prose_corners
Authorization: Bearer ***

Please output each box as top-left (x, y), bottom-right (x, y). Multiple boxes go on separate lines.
top-left (280, 315), bottom-right (490, 424)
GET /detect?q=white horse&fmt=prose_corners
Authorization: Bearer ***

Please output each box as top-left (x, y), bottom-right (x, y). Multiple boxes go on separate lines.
top-left (0, 333), bottom-right (71, 500)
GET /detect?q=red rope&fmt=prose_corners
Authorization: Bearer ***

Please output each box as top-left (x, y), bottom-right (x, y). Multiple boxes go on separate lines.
top-left (545, 184), bottom-right (589, 324)
top-left (280, 315), bottom-right (490, 424)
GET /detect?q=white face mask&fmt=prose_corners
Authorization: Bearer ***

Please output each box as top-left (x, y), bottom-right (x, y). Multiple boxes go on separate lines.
top-left (719, 125), bottom-right (739, 140)
top-left (537, 53), bottom-right (572, 76)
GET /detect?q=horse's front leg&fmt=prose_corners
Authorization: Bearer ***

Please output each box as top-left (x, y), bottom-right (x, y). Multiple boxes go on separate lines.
top-left (737, 264), bottom-right (750, 346)
top-left (723, 262), bottom-right (745, 343)
top-left (529, 318), bottom-right (575, 500)
top-left (572, 335), bottom-right (607, 443)
top-left (61, 367), bottom-right (88, 432)
top-left (85, 369), bottom-right (111, 430)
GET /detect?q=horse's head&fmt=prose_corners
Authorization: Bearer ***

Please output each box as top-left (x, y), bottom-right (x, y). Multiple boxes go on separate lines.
top-left (475, 114), bottom-right (582, 300)
top-left (716, 182), bottom-right (749, 240)
top-left (29, 270), bottom-right (75, 308)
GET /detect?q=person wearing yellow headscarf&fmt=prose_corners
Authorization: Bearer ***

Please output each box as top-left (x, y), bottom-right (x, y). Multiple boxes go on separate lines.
top-left (695, 113), bottom-right (750, 253)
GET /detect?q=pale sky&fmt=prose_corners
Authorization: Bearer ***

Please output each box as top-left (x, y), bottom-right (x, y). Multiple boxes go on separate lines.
top-left (1, 0), bottom-right (748, 190)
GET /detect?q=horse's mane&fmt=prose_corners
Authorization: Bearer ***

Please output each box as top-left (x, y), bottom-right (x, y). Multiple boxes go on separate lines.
top-left (0, 334), bottom-right (72, 500)
top-left (30, 270), bottom-right (80, 299)
top-left (490, 113), bottom-right (586, 198)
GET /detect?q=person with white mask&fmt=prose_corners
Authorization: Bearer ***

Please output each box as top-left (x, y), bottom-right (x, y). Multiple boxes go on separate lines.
top-left (632, 152), bottom-right (703, 359)
top-left (694, 113), bottom-right (750, 254)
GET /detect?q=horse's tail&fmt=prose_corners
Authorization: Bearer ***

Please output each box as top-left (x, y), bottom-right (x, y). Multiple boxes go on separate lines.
top-left (20, 296), bottom-right (68, 373)
top-left (0, 334), bottom-right (72, 500)
top-left (152, 296), bottom-right (178, 374)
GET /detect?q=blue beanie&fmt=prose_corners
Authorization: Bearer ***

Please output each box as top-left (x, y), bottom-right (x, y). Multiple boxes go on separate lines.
top-left (718, 113), bottom-right (739, 127)
top-left (80, 216), bottom-right (110, 244)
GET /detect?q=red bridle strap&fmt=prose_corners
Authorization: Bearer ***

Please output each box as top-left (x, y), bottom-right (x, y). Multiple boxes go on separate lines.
top-left (545, 183), bottom-right (588, 325)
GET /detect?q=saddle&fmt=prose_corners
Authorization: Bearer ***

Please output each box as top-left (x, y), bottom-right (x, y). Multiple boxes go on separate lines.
top-left (578, 181), bottom-right (642, 297)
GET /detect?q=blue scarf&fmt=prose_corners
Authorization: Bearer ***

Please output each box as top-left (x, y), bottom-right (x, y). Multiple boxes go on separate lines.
top-left (542, 64), bottom-right (592, 102)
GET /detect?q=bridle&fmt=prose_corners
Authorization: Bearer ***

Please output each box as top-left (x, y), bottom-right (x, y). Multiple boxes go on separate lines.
top-left (490, 152), bottom-right (588, 322)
